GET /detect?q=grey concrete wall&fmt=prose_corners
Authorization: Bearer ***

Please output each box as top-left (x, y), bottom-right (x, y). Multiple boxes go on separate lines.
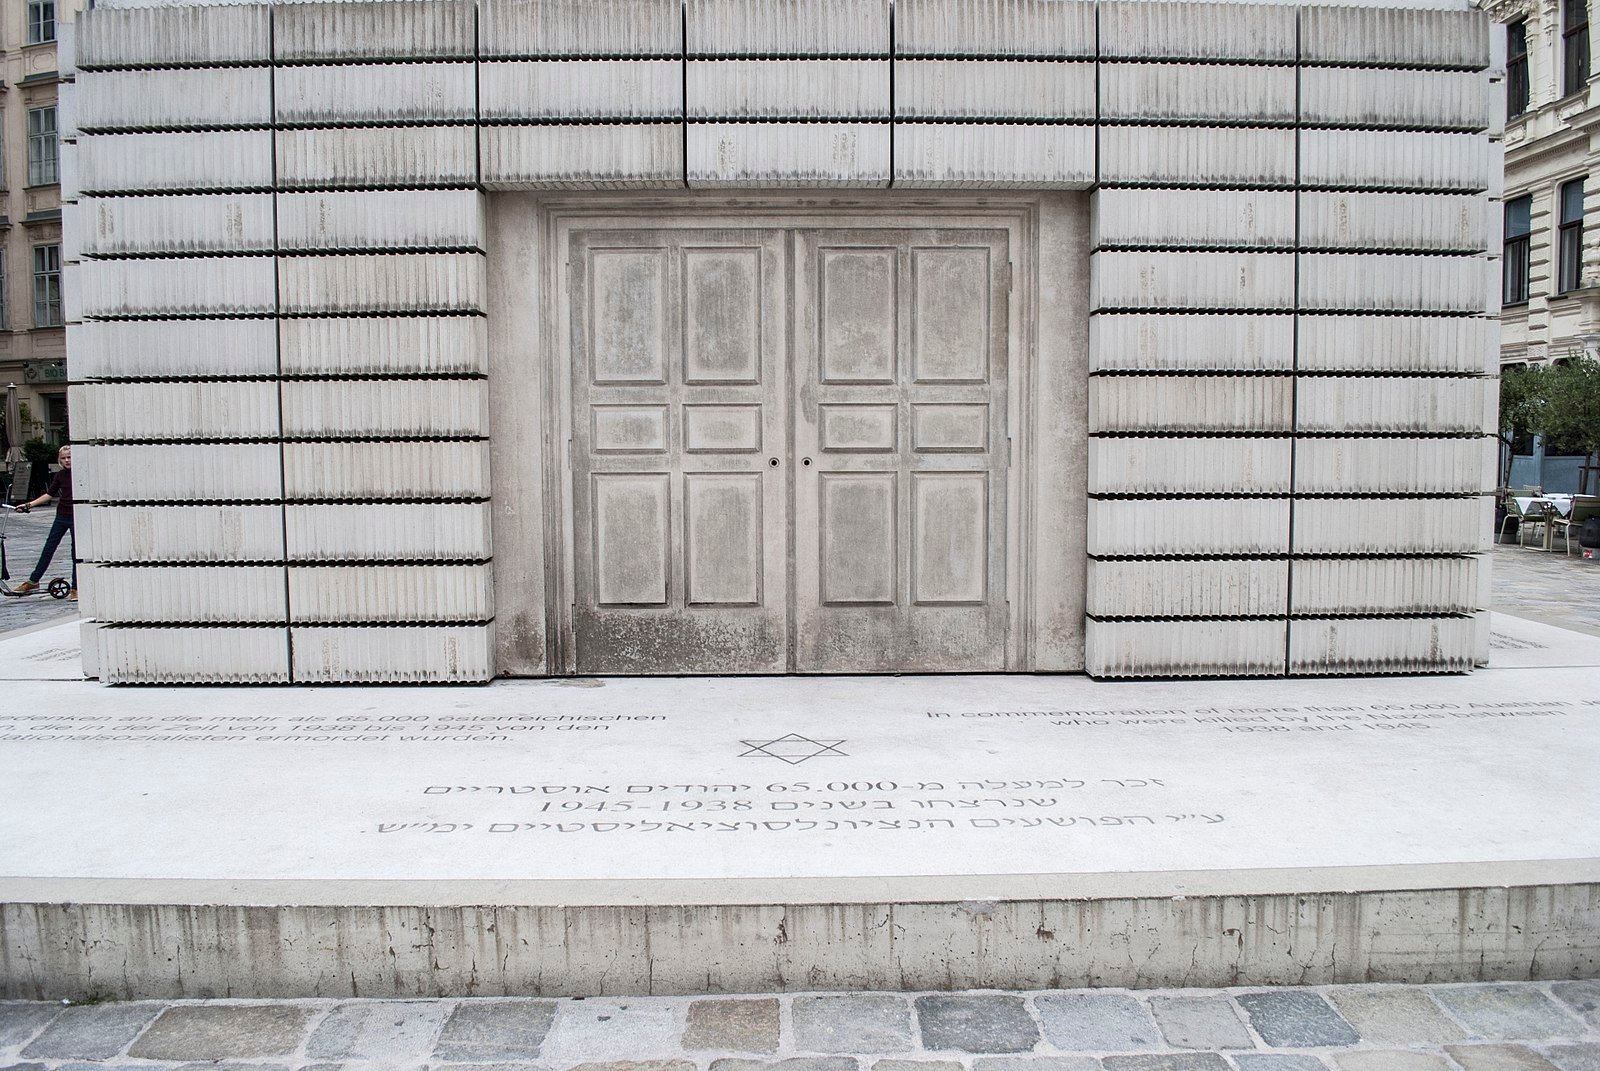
top-left (66, 2), bottom-right (493, 683)
top-left (62, 0), bottom-right (1498, 682)
top-left (3, 884), bottom-right (1595, 999)
top-left (1084, 2), bottom-right (1500, 678)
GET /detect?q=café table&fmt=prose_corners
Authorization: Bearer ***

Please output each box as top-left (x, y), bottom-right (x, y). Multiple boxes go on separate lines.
top-left (1512, 494), bottom-right (1574, 550)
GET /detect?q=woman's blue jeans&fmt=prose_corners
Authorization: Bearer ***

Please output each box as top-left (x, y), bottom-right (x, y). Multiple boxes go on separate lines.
top-left (30, 511), bottom-right (75, 588)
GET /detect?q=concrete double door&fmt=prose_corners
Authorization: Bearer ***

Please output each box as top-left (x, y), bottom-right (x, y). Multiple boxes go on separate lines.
top-left (567, 223), bottom-right (1012, 675)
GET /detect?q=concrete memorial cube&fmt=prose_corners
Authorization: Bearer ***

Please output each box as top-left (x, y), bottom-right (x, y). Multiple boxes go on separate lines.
top-left (63, 0), bottom-right (1496, 682)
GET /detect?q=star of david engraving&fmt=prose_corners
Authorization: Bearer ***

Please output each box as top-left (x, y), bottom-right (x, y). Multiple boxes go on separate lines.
top-left (739, 733), bottom-right (848, 765)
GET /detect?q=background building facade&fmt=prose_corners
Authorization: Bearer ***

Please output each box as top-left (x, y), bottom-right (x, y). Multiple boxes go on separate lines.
top-left (1, 0), bottom-right (79, 459)
top-left (1486, 0), bottom-right (1600, 490)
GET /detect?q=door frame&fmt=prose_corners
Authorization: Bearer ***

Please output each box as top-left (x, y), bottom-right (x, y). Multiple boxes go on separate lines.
top-left (485, 191), bottom-right (1088, 676)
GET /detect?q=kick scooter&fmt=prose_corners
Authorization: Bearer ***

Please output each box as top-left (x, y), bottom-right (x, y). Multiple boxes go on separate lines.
top-left (0, 503), bottom-right (71, 599)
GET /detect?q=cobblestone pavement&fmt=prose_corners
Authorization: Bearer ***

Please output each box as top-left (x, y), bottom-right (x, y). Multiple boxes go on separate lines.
top-left (0, 504), bottom-right (76, 634)
top-left (1490, 543), bottom-right (1600, 636)
top-left (2, 983), bottom-right (1598, 1070)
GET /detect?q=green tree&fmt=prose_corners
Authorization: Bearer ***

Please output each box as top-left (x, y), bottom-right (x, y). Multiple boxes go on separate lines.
top-left (1498, 362), bottom-right (1546, 487)
top-left (1540, 354), bottom-right (1600, 494)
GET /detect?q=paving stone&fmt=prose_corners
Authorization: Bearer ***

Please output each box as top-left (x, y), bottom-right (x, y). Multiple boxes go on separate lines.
top-left (971, 1060), bottom-right (1098, 1071)
top-left (128, 1006), bottom-right (312, 1060)
top-left (0, 1064), bottom-right (48, 1071)
top-left (1552, 981), bottom-right (1600, 1027)
top-left (432, 1002), bottom-right (559, 1062)
top-left (568, 1063), bottom-right (695, 1071)
top-left (792, 996), bottom-right (913, 1053)
top-left (874, 1061), bottom-right (962, 1071)
top-left (425, 1065), bottom-right (550, 1071)
top-left (307, 1000), bottom-right (453, 1060)
top-left (173, 1064), bottom-right (290, 1071)
top-left (539, 1001), bottom-right (682, 1064)
top-left (1231, 1058), bottom-right (1331, 1071)
top-left (1035, 993), bottom-right (1161, 1051)
top-left (1235, 992), bottom-right (1359, 1048)
top-left (1100, 1056), bottom-right (1232, 1071)
top-left (683, 999), bottom-right (779, 1053)
top-left (1445, 1045), bottom-right (1560, 1071)
top-left (1148, 995), bottom-right (1254, 1050)
top-left (20, 1002), bottom-right (165, 1059)
top-left (1546, 1044), bottom-right (1600, 1071)
top-left (1327, 987), bottom-right (1465, 1044)
top-left (0, 1005), bottom-right (60, 1049)
top-left (1331, 1053), bottom-right (1453, 1071)
top-left (915, 994), bottom-right (1039, 1054)
top-left (711, 1061), bottom-right (857, 1071)
top-left (1431, 985), bottom-right (1588, 1040)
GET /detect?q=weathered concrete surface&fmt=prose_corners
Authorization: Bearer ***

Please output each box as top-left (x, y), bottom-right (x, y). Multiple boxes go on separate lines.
top-left (3, 613), bottom-right (1597, 998)
top-left (4, 885), bottom-right (1598, 1000)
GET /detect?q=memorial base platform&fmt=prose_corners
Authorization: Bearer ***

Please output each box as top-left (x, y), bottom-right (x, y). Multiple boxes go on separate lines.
top-left (2, 614), bottom-right (1597, 999)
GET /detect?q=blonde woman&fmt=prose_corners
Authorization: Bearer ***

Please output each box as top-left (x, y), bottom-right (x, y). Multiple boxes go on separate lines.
top-left (13, 444), bottom-right (75, 600)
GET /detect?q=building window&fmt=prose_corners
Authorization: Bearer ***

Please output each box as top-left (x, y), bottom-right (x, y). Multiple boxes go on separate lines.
top-left (32, 245), bottom-right (61, 328)
top-left (1509, 20), bottom-right (1530, 117)
top-left (0, 252), bottom-right (8, 331)
top-left (1566, 0), bottom-right (1590, 95)
top-left (1505, 196), bottom-right (1532, 305)
top-left (1559, 178), bottom-right (1586, 293)
top-left (26, 0), bottom-right (54, 44)
top-left (26, 107), bottom-right (56, 186)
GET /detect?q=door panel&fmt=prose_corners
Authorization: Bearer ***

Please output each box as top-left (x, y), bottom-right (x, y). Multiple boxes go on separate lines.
top-left (590, 250), bottom-right (668, 383)
top-left (684, 473), bottom-right (764, 605)
top-left (592, 473), bottom-right (670, 606)
top-left (912, 471), bottom-right (989, 604)
top-left (794, 228), bottom-right (1011, 673)
top-left (912, 247), bottom-right (992, 382)
top-left (821, 249), bottom-right (898, 383)
top-left (570, 228), bottom-right (789, 674)
top-left (819, 472), bottom-right (898, 605)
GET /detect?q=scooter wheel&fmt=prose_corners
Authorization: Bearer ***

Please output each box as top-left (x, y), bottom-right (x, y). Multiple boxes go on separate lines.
top-left (47, 578), bottom-right (70, 600)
